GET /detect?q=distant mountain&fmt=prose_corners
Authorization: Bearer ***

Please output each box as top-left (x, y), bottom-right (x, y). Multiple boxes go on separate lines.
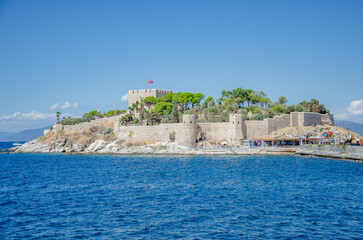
top-left (335, 120), bottom-right (363, 136)
top-left (0, 126), bottom-right (52, 142)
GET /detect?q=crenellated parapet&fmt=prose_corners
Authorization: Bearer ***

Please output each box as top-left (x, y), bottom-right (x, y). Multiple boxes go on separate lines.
top-left (128, 89), bottom-right (172, 107)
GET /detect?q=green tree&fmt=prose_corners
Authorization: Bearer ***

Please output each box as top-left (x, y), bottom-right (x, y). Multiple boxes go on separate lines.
top-left (203, 96), bottom-right (214, 108)
top-left (260, 97), bottom-right (271, 108)
top-left (152, 102), bottom-right (174, 115)
top-left (272, 105), bottom-right (282, 113)
top-left (85, 110), bottom-right (103, 119)
top-left (120, 113), bottom-right (133, 125)
top-left (56, 112), bottom-right (61, 124)
top-left (159, 93), bottom-right (176, 103)
top-left (147, 111), bottom-right (162, 125)
top-left (142, 96), bottom-right (158, 109)
top-left (278, 96), bottom-right (288, 105)
top-left (171, 103), bottom-right (180, 123)
top-left (308, 99), bottom-right (329, 114)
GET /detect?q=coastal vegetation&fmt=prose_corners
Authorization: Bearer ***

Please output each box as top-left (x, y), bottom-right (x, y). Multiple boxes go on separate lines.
top-left (59, 87), bottom-right (330, 126)
top-left (123, 87), bottom-right (330, 125)
top-left (60, 109), bottom-right (126, 125)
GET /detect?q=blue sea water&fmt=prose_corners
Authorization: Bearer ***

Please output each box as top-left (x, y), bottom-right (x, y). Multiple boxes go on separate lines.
top-left (0, 142), bottom-right (27, 150)
top-left (0, 154), bottom-right (362, 239)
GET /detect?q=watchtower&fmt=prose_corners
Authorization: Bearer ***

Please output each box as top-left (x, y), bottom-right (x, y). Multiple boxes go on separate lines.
top-left (229, 114), bottom-right (244, 145)
top-left (175, 114), bottom-right (197, 147)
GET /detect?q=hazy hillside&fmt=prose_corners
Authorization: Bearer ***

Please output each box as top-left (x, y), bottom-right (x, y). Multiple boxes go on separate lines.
top-left (335, 120), bottom-right (363, 136)
top-left (0, 126), bottom-right (52, 141)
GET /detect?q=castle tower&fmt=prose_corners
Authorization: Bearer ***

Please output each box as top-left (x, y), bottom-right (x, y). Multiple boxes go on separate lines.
top-left (176, 114), bottom-right (197, 147)
top-left (228, 114), bottom-right (244, 145)
top-left (128, 89), bottom-right (172, 107)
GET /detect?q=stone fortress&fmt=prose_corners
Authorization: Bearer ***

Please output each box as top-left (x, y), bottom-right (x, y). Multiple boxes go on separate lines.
top-left (50, 89), bottom-right (335, 147)
top-left (120, 89), bottom-right (334, 147)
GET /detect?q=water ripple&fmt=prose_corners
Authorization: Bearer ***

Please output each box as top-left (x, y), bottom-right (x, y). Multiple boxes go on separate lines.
top-left (0, 154), bottom-right (362, 239)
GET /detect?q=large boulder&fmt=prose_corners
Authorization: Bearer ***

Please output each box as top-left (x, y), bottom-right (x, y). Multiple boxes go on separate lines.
top-left (86, 140), bottom-right (106, 152)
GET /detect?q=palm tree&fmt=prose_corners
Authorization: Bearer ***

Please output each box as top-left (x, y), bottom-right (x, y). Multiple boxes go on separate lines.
top-left (56, 112), bottom-right (61, 124)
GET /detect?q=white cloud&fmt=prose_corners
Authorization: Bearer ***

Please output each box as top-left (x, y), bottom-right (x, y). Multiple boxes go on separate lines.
top-left (0, 112), bottom-right (21, 121)
top-left (22, 110), bottom-right (54, 120)
top-left (48, 101), bottom-right (79, 110)
top-left (48, 103), bottom-right (60, 111)
top-left (334, 100), bottom-right (363, 124)
top-left (121, 93), bottom-right (128, 103)
top-left (0, 111), bottom-right (58, 132)
top-left (0, 111), bottom-right (55, 121)
top-left (347, 100), bottom-right (363, 115)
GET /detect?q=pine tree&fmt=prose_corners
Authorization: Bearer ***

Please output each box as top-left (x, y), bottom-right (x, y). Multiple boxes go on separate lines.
top-left (171, 103), bottom-right (180, 123)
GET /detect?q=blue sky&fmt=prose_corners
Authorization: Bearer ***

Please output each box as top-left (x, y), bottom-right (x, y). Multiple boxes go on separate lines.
top-left (0, 0), bottom-right (362, 132)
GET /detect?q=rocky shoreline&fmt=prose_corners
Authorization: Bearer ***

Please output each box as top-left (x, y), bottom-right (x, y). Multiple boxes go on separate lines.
top-left (9, 138), bottom-right (363, 161)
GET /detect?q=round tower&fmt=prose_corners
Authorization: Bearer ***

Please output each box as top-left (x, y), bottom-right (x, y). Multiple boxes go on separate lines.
top-left (176, 114), bottom-right (197, 147)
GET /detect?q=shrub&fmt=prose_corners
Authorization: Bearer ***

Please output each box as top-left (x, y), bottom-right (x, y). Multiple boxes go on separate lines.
top-left (120, 114), bottom-right (133, 125)
top-left (105, 109), bottom-right (126, 117)
top-left (61, 117), bottom-right (85, 125)
top-left (169, 131), bottom-right (176, 141)
top-left (84, 110), bottom-right (103, 119)
top-left (103, 133), bottom-right (117, 142)
top-left (250, 106), bottom-right (261, 114)
top-left (104, 128), bottom-right (112, 134)
top-left (272, 105), bottom-right (282, 113)
top-left (116, 139), bottom-right (125, 145)
top-left (147, 111), bottom-right (162, 125)
top-left (252, 113), bottom-right (269, 120)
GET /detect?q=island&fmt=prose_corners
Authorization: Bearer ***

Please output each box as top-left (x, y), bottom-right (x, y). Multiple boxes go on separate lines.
top-left (14, 87), bottom-right (363, 161)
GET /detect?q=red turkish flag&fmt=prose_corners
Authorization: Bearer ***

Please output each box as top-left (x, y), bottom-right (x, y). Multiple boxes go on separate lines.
top-left (148, 80), bottom-right (153, 84)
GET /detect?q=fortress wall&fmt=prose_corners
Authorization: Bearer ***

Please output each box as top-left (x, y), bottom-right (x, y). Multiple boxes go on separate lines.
top-left (266, 118), bottom-right (276, 134)
top-left (274, 114), bottom-right (291, 130)
top-left (244, 120), bottom-right (269, 139)
top-left (61, 116), bottom-right (121, 132)
top-left (198, 123), bottom-right (230, 144)
top-left (114, 115), bottom-right (197, 147)
top-left (321, 114), bottom-right (334, 125)
top-left (301, 112), bottom-right (322, 126)
top-left (244, 114), bottom-right (290, 137)
top-left (116, 123), bottom-right (179, 142)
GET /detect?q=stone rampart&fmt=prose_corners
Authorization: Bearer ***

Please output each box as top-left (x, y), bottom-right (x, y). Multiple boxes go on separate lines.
top-left (301, 112), bottom-right (322, 126)
top-left (113, 112), bottom-right (335, 145)
top-left (290, 112), bottom-right (328, 127)
top-left (321, 114), bottom-right (334, 125)
top-left (244, 120), bottom-right (270, 139)
top-left (115, 115), bottom-right (197, 147)
top-left (273, 114), bottom-right (291, 130)
top-left (116, 123), bottom-right (179, 143)
top-left (198, 123), bottom-right (230, 144)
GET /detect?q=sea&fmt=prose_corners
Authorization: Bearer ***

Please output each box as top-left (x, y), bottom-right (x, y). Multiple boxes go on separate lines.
top-left (0, 151), bottom-right (362, 239)
top-left (0, 141), bottom-right (27, 150)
